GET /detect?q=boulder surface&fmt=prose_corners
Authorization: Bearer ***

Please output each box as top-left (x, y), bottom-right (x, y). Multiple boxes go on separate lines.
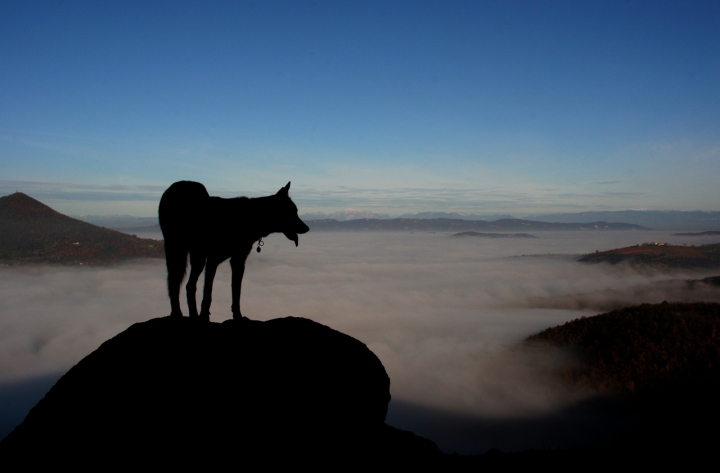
top-left (1, 316), bottom-right (439, 466)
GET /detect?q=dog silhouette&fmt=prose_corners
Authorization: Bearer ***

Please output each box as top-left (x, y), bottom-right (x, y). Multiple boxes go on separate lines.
top-left (158, 181), bottom-right (309, 321)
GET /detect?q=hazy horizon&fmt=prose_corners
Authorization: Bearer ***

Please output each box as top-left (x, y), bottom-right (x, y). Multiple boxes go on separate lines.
top-left (2, 181), bottom-right (720, 219)
top-left (5, 190), bottom-right (720, 229)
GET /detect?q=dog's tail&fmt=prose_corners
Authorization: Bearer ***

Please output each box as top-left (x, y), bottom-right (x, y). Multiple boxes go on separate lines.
top-left (159, 181), bottom-right (209, 296)
top-left (163, 239), bottom-right (189, 292)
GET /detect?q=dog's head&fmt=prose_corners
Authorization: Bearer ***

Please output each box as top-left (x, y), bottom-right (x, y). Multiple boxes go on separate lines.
top-left (275, 182), bottom-right (309, 246)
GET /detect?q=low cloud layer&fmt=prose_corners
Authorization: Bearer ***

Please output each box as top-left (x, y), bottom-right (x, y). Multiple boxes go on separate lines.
top-left (1, 230), bottom-right (718, 451)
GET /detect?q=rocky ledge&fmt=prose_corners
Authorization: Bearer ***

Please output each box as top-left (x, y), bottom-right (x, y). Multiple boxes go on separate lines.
top-left (0, 316), bottom-right (439, 466)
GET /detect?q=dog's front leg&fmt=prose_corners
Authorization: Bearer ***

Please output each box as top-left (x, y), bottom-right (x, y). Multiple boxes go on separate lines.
top-left (229, 255), bottom-right (246, 320)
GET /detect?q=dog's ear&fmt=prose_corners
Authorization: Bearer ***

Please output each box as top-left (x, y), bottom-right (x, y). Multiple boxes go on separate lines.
top-left (277, 182), bottom-right (291, 196)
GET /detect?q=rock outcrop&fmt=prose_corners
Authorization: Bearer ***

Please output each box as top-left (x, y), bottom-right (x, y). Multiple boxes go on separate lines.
top-left (1, 316), bottom-right (439, 466)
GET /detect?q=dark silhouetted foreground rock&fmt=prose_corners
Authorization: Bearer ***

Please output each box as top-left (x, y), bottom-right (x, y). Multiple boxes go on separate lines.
top-left (0, 316), bottom-right (439, 466)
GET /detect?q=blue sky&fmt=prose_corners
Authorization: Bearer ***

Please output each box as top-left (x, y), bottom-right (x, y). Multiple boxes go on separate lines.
top-left (1, 0), bottom-right (718, 216)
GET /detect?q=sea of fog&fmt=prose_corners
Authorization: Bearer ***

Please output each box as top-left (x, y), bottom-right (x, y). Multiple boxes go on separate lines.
top-left (1, 230), bottom-right (719, 452)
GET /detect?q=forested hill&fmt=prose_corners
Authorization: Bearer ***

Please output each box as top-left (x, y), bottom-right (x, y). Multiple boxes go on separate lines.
top-left (0, 192), bottom-right (163, 265)
top-left (527, 302), bottom-right (720, 394)
top-left (579, 243), bottom-right (720, 269)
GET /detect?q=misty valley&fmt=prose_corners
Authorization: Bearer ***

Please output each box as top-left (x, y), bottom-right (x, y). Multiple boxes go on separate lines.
top-left (2, 229), bottom-right (719, 456)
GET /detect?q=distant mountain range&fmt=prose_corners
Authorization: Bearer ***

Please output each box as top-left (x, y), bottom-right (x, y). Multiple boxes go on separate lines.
top-left (0, 193), bottom-right (163, 265)
top-left (397, 212), bottom-right (518, 221)
top-left (73, 209), bottom-right (720, 231)
top-left (307, 218), bottom-right (645, 232)
top-left (525, 210), bottom-right (720, 230)
top-left (299, 209), bottom-right (392, 221)
top-left (301, 210), bottom-right (720, 230)
top-left (300, 211), bottom-right (518, 221)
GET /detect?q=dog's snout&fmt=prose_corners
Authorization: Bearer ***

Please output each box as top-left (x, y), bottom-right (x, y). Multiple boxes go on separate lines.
top-left (296, 218), bottom-right (309, 234)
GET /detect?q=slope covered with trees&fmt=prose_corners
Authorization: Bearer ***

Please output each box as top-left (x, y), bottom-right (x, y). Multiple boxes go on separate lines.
top-left (527, 302), bottom-right (720, 394)
top-left (579, 243), bottom-right (720, 269)
top-left (0, 193), bottom-right (163, 265)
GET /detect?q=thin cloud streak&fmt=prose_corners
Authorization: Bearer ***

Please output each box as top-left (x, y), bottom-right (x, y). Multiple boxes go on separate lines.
top-left (1, 175), bottom-right (715, 215)
top-left (0, 180), bottom-right (168, 202)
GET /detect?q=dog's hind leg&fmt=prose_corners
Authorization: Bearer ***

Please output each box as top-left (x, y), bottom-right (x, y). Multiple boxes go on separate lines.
top-left (198, 258), bottom-right (220, 322)
top-left (185, 251), bottom-right (206, 318)
top-left (164, 241), bottom-right (188, 318)
top-left (230, 253), bottom-right (249, 320)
